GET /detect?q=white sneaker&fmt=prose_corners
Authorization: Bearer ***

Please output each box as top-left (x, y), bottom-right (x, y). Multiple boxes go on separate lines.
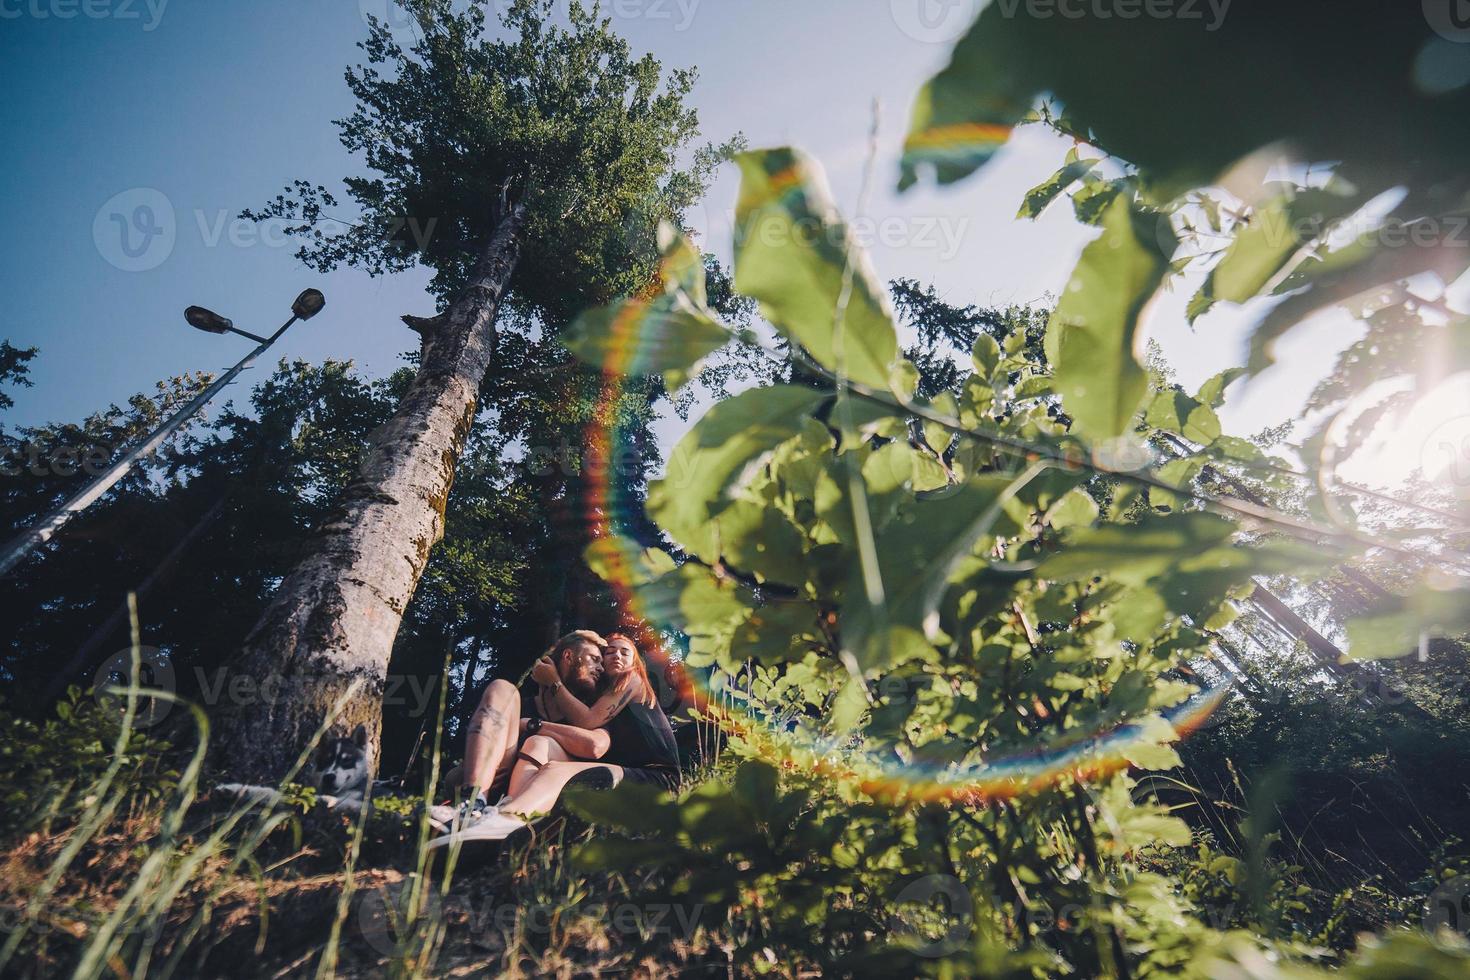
top-left (427, 810), bottom-right (529, 849)
top-left (427, 795), bottom-right (501, 832)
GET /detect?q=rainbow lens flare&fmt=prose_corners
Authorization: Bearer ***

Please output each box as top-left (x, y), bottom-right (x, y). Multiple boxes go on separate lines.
top-left (574, 354), bottom-right (1230, 804)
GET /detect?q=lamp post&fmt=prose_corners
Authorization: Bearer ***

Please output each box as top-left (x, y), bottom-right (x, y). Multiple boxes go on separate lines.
top-left (0, 288), bottom-right (325, 579)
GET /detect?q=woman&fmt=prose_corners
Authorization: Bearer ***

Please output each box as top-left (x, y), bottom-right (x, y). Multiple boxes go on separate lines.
top-left (431, 632), bottom-right (680, 847)
top-left (528, 630), bottom-right (657, 727)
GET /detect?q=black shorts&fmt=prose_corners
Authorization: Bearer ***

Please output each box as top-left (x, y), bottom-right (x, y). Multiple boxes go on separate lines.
top-left (616, 766), bottom-right (678, 791)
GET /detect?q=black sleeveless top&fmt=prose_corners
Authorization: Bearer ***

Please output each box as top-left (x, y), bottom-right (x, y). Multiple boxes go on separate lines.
top-left (600, 701), bottom-right (680, 776)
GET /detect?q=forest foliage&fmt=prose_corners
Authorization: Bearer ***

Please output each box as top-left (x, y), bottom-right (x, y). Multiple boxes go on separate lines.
top-left (3, 1), bottom-right (1470, 977)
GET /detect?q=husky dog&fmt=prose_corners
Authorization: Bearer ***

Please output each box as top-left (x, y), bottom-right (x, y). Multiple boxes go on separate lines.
top-left (217, 724), bottom-right (383, 813)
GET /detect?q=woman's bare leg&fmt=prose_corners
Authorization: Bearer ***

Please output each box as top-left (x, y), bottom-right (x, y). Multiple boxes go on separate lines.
top-left (500, 761), bottom-right (623, 820)
top-left (506, 734), bottom-right (574, 797)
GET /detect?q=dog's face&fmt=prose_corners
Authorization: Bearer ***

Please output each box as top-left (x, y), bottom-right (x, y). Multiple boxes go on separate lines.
top-left (310, 724), bottom-right (370, 797)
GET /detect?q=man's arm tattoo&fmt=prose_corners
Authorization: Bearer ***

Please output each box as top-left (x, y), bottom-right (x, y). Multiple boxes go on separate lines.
top-left (467, 703), bottom-right (508, 742)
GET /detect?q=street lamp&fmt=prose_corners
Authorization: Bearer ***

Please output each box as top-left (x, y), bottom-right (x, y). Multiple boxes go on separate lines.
top-left (292, 288), bottom-right (326, 320)
top-left (0, 289), bottom-right (326, 578)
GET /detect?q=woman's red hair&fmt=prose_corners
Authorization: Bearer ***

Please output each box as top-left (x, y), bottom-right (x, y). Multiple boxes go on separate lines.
top-left (605, 632), bottom-right (657, 708)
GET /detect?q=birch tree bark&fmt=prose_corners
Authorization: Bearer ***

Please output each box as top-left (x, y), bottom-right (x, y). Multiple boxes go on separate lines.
top-left (215, 207), bottom-right (525, 781)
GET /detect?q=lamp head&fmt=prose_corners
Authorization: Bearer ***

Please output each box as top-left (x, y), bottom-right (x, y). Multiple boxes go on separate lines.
top-left (184, 306), bottom-right (233, 335)
top-left (291, 289), bottom-right (326, 321)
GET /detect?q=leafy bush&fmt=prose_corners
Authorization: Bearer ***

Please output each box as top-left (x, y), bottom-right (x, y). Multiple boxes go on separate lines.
top-left (0, 688), bottom-right (179, 842)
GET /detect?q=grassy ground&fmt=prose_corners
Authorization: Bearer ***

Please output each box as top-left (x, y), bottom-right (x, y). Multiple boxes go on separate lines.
top-left (0, 664), bottom-right (748, 979)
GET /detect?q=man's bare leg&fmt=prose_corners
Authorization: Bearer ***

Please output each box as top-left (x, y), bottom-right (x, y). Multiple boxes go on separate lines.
top-left (500, 761), bottom-right (623, 820)
top-left (463, 679), bottom-right (521, 801)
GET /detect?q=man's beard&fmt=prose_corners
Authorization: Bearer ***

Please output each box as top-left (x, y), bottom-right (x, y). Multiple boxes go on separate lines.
top-left (566, 668), bottom-right (602, 699)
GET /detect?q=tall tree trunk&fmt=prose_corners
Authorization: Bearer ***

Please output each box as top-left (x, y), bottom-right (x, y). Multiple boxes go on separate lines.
top-left (214, 207), bottom-right (526, 782)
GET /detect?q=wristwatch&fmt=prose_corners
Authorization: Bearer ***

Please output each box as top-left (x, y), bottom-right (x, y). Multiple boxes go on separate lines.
top-left (526, 716), bottom-right (543, 734)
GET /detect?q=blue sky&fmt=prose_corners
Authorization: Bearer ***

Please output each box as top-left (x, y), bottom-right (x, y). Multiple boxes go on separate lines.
top-left (0, 0), bottom-right (1373, 471)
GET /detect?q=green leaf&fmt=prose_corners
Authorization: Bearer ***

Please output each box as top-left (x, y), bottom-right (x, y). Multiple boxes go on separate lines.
top-left (971, 334), bottom-right (1001, 377)
top-left (1211, 435), bottom-right (1263, 462)
top-left (834, 394), bottom-right (908, 453)
top-left (1013, 375), bottom-right (1054, 400)
top-left (649, 384), bottom-right (829, 554)
top-left (732, 602), bottom-right (822, 666)
top-left (633, 563), bottom-right (748, 640)
top-left (840, 475), bottom-right (1018, 672)
top-left (1248, 238), bottom-right (1470, 375)
top-left (829, 676), bottom-right (869, 732)
top-left (565, 781), bottom-right (679, 834)
top-left (1184, 286), bottom-right (1214, 326)
top-left (711, 499), bottom-right (811, 587)
top-left (572, 837), bottom-right (679, 872)
top-left (561, 227), bottom-right (730, 387)
top-left (733, 147), bottom-right (901, 392)
top-left (1151, 455), bottom-right (1206, 511)
top-left (583, 537), bottom-right (677, 587)
top-left (898, 4), bottom-right (1470, 199)
top-left (1188, 188), bottom-right (1360, 326)
top-left (1038, 512), bottom-right (1236, 587)
top-left (922, 392), bottom-right (959, 455)
top-left (1071, 177), bottom-right (1134, 226)
top-left (1203, 197), bottom-right (1299, 303)
top-left (1017, 157), bottom-right (1099, 219)
top-left (1045, 488), bottom-right (1099, 530)
top-left (1045, 197), bottom-right (1173, 439)
top-left (1144, 389), bottom-right (1221, 445)
top-left (733, 760), bottom-right (780, 817)
top-left (1121, 810), bottom-right (1191, 845)
top-left (1195, 369), bottom-right (1244, 409)
top-left (655, 220), bottom-right (707, 305)
top-left (562, 302), bottom-right (729, 382)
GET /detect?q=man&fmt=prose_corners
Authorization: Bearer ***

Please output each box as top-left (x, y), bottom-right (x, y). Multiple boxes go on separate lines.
top-left (430, 631), bottom-right (681, 846)
top-left (436, 630), bottom-right (612, 828)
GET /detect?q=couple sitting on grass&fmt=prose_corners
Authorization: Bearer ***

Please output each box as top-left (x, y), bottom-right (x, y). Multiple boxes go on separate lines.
top-left (428, 629), bottom-right (679, 848)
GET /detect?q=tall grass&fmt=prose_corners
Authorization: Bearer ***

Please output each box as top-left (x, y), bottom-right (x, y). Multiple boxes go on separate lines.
top-left (2, 624), bottom-right (747, 978)
top-left (0, 595), bottom-right (472, 979)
